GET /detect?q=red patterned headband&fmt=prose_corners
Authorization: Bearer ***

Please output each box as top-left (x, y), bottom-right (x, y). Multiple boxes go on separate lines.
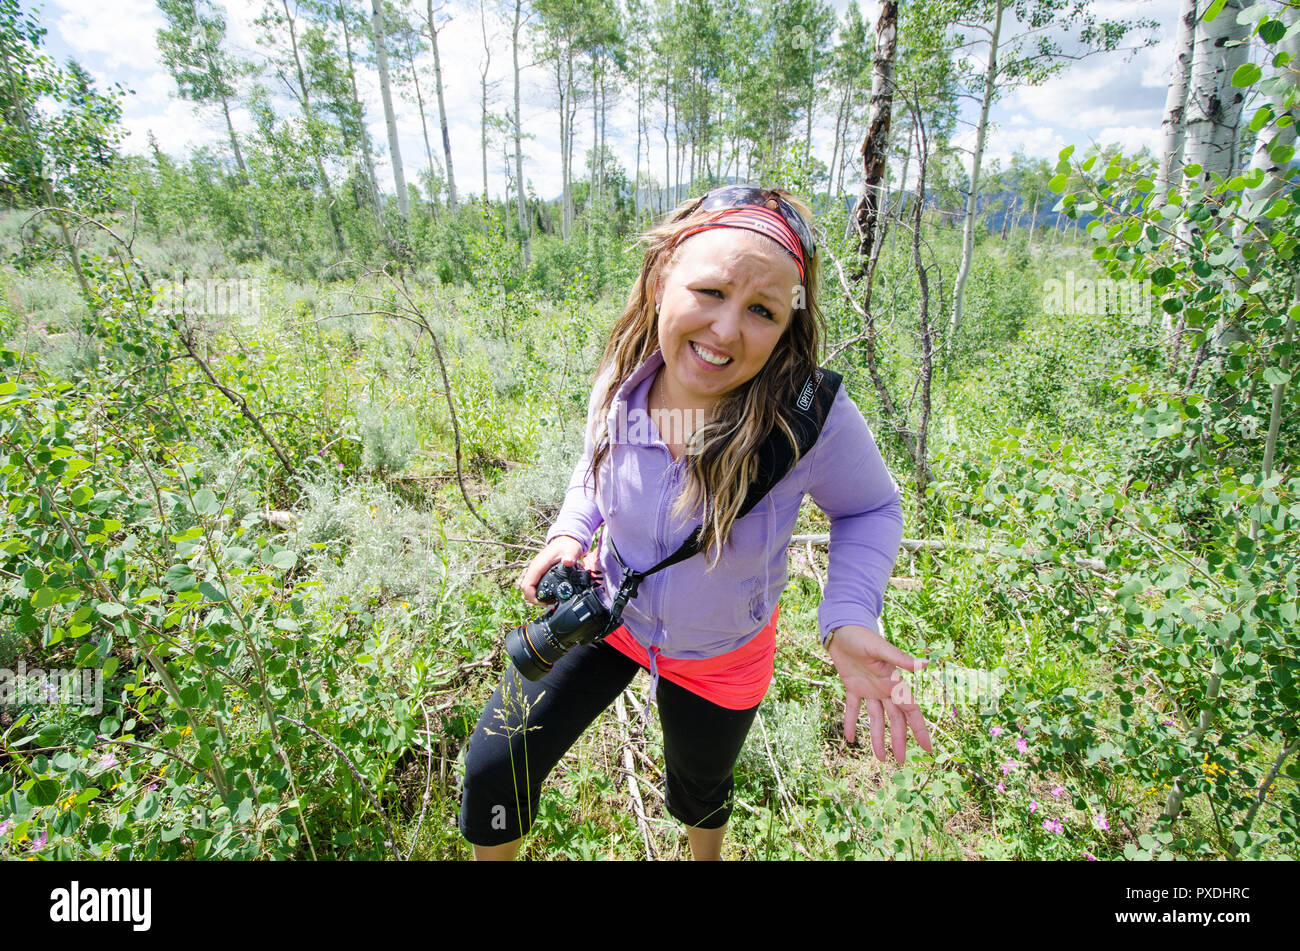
top-left (672, 205), bottom-right (807, 282)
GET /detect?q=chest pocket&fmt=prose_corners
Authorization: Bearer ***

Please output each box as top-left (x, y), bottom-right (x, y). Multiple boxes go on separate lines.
top-left (745, 576), bottom-right (768, 625)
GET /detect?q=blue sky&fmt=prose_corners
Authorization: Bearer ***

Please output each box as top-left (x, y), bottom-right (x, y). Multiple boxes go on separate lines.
top-left (25, 0), bottom-right (1181, 199)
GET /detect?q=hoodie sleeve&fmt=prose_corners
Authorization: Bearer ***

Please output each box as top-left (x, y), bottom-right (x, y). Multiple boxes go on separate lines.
top-left (801, 386), bottom-right (904, 646)
top-left (544, 370), bottom-right (610, 551)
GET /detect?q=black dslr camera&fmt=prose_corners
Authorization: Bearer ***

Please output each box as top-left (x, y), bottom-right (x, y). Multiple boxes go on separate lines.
top-left (505, 563), bottom-right (613, 680)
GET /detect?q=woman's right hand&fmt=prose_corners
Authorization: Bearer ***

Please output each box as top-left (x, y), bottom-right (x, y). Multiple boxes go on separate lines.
top-left (518, 536), bottom-right (586, 605)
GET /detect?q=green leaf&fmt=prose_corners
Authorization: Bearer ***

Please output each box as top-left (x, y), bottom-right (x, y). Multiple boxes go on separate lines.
top-left (1151, 266), bottom-right (1176, 287)
top-left (164, 564), bottom-right (198, 592)
top-left (134, 791), bottom-right (159, 821)
top-left (1260, 18), bottom-right (1286, 44)
top-left (95, 602), bottom-right (127, 617)
top-left (198, 581), bottom-right (228, 603)
top-left (1048, 174), bottom-right (1068, 193)
top-left (28, 778), bottom-right (60, 807)
top-left (1263, 367), bottom-right (1291, 386)
top-left (1202, 0), bottom-right (1228, 22)
top-left (1058, 144), bottom-right (1075, 161)
top-left (31, 586), bottom-right (55, 609)
top-left (224, 546), bottom-right (255, 565)
top-left (1236, 3), bottom-right (1267, 25)
top-left (271, 550), bottom-right (297, 570)
top-left (192, 489), bottom-right (219, 515)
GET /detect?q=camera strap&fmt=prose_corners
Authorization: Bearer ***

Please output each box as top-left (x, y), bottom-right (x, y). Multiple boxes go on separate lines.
top-left (600, 366), bottom-right (842, 636)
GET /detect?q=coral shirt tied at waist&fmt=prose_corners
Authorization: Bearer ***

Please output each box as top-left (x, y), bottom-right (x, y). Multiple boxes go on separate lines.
top-left (545, 349), bottom-right (904, 696)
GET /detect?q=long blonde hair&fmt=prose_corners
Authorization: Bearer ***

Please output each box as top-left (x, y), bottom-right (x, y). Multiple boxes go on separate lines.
top-left (587, 189), bottom-right (824, 567)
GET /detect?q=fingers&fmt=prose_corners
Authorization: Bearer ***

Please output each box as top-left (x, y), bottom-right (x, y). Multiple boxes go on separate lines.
top-left (842, 691), bottom-right (862, 745)
top-left (519, 540), bottom-right (585, 604)
top-left (519, 555), bottom-right (563, 605)
top-left (906, 705), bottom-right (934, 755)
top-left (888, 702), bottom-right (907, 765)
top-left (848, 694), bottom-right (935, 766)
top-left (865, 698), bottom-right (886, 763)
top-left (876, 638), bottom-right (930, 675)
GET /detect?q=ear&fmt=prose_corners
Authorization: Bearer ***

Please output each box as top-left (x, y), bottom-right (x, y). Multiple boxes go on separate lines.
top-left (653, 274), bottom-right (663, 314)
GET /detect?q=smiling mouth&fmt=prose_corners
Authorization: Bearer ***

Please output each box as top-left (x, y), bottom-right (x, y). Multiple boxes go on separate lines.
top-left (690, 341), bottom-right (733, 366)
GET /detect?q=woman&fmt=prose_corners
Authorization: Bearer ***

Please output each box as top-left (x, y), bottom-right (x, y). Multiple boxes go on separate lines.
top-left (458, 185), bottom-right (931, 860)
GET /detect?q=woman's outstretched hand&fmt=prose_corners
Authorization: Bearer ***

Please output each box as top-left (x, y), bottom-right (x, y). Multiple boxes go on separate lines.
top-left (518, 536), bottom-right (586, 605)
top-left (827, 624), bottom-right (933, 765)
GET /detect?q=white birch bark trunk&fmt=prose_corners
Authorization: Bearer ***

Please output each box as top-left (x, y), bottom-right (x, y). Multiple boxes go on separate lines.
top-left (427, 1), bottom-right (457, 210)
top-left (949, 0), bottom-right (1004, 342)
top-left (372, 0), bottom-right (409, 220)
top-left (1236, 1), bottom-right (1299, 241)
top-left (851, 0), bottom-right (898, 269)
top-left (511, 0), bottom-right (530, 265)
top-left (1155, 0), bottom-right (1198, 203)
top-left (1182, 0), bottom-right (1249, 185)
top-left (479, 0), bottom-right (491, 204)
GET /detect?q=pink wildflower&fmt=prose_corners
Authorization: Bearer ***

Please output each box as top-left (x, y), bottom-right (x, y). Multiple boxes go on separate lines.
top-left (1016, 737), bottom-right (1029, 754)
top-left (1093, 814), bottom-right (1109, 831)
top-left (31, 830), bottom-right (46, 851)
top-left (996, 782), bottom-right (1005, 794)
top-left (1051, 785), bottom-right (1066, 798)
top-left (1043, 818), bottom-right (1063, 834)
top-left (990, 726), bottom-right (1003, 737)
top-left (0, 819), bottom-right (12, 836)
top-left (1083, 851), bottom-right (1097, 861)
top-left (1001, 761), bottom-right (1018, 776)
top-left (1029, 799), bottom-right (1039, 814)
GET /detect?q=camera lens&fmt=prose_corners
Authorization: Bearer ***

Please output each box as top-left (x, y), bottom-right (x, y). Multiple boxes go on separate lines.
top-left (504, 620), bottom-right (562, 681)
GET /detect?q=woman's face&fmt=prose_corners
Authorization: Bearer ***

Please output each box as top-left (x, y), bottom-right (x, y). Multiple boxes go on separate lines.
top-left (653, 227), bottom-right (802, 411)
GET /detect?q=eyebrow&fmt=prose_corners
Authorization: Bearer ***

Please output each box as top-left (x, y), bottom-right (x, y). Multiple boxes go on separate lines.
top-left (691, 273), bottom-right (789, 309)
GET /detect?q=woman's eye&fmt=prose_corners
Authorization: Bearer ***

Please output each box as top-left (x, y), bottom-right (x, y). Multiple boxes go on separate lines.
top-left (694, 288), bottom-right (774, 319)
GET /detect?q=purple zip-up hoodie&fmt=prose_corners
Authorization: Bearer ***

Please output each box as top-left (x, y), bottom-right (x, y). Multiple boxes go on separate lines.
top-left (546, 349), bottom-right (903, 676)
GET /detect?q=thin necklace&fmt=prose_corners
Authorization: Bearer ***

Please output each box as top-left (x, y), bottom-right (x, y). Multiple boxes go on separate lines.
top-left (655, 370), bottom-right (681, 456)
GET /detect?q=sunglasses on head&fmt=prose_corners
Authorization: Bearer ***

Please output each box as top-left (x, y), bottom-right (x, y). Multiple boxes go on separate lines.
top-left (697, 184), bottom-right (817, 260)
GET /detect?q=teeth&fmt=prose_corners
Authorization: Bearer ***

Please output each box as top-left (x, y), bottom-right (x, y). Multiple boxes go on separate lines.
top-left (691, 341), bottom-right (731, 366)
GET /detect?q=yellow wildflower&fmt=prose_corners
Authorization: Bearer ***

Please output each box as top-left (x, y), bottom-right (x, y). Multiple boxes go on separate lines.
top-left (179, 725), bottom-right (192, 737)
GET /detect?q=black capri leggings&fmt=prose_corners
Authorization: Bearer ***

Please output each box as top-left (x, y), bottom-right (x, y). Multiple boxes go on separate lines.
top-left (458, 638), bottom-right (761, 846)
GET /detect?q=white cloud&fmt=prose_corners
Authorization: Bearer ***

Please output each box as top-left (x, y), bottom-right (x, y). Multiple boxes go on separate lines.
top-left (1091, 124), bottom-right (1162, 156)
top-left (51, 0), bottom-right (165, 72)
top-left (120, 97), bottom-right (231, 157)
top-left (40, 0), bottom-right (1187, 200)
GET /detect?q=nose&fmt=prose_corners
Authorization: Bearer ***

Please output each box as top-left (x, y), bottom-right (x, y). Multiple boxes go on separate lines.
top-left (709, 297), bottom-right (743, 346)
